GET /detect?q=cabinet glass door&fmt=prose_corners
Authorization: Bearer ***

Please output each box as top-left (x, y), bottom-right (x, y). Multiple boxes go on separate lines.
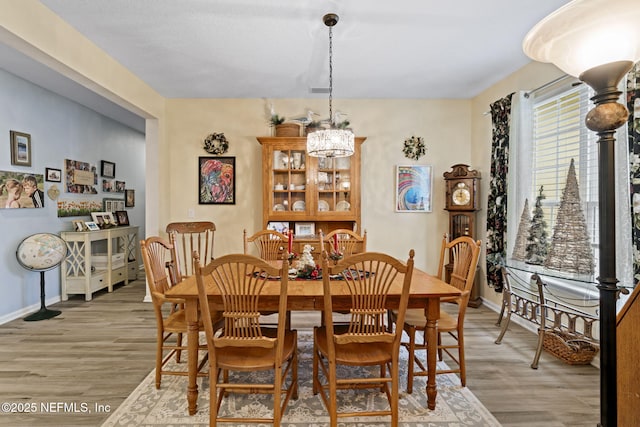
top-left (317, 156), bottom-right (352, 214)
top-left (271, 149), bottom-right (308, 214)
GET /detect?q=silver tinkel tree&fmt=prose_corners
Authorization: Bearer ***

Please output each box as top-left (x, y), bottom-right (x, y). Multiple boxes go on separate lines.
top-left (525, 186), bottom-right (550, 265)
top-left (544, 159), bottom-right (595, 275)
top-left (511, 198), bottom-right (531, 261)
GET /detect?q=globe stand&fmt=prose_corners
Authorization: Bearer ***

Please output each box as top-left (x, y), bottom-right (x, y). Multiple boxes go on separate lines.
top-left (24, 270), bottom-right (61, 322)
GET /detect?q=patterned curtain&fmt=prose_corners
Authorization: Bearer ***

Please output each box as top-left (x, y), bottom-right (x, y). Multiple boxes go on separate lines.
top-left (486, 93), bottom-right (514, 292)
top-left (627, 63), bottom-right (640, 286)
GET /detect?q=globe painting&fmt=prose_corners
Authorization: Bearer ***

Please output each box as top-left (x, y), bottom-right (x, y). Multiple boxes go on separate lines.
top-left (16, 233), bottom-right (67, 271)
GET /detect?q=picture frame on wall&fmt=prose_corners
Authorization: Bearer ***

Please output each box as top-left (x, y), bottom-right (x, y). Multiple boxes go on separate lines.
top-left (115, 210), bottom-right (129, 226)
top-left (125, 189), bottom-right (135, 207)
top-left (395, 165), bottom-right (433, 212)
top-left (10, 131), bottom-right (31, 167)
top-left (198, 156), bottom-right (235, 205)
top-left (45, 168), bottom-right (62, 182)
top-left (103, 197), bottom-right (125, 213)
top-left (100, 160), bottom-right (115, 178)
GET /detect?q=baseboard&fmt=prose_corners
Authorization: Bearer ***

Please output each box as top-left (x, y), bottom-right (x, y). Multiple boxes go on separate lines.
top-left (0, 295), bottom-right (61, 325)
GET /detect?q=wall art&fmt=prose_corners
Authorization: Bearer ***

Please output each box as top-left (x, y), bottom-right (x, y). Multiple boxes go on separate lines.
top-left (0, 170), bottom-right (45, 209)
top-left (395, 165), bottom-right (432, 212)
top-left (10, 130), bottom-right (31, 166)
top-left (199, 156), bottom-right (235, 204)
top-left (65, 159), bottom-right (98, 194)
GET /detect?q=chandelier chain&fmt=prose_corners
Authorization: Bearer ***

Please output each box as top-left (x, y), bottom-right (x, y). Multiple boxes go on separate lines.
top-left (328, 25), bottom-right (333, 126)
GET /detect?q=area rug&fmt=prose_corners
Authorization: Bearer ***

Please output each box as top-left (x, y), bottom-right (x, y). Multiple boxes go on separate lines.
top-left (102, 331), bottom-right (500, 427)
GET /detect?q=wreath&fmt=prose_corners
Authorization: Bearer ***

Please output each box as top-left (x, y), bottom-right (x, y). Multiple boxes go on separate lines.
top-left (203, 132), bottom-right (229, 155)
top-left (402, 135), bottom-right (426, 161)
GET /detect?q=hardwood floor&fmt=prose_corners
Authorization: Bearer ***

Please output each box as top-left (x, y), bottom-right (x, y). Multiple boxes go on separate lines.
top-left (0, 278), bottom-right (599, 426)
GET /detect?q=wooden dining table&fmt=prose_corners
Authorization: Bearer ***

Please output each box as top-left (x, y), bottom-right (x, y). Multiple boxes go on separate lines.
top-left (165, 267), bottom-right (461, 416)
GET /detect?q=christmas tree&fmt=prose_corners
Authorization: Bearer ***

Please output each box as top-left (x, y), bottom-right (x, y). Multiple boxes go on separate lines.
top-left (511, 198), bottom-right (531, 261)
top-left (525, 186), bottom-right (550, 265)
top-left (544, 159), bottom-right (595, 275)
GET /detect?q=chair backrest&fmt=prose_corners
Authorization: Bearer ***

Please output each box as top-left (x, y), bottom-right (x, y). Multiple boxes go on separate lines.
top-left (437, 235), bottom-right (481, 315)
top-left (140, 236), bottom-right (179, 321)
top-left (194, 253), bottom-right (289, 355)
top-left (321, 250), bottom-right (414, 350)
top-left (243, 229), bottom-right (288, 261)
top-left (166, 221), bottom-right (216, 281)
top-left (319, 229), bottom-right (367, 258)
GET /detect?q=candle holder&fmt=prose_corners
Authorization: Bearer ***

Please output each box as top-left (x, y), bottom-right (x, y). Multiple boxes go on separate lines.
top-left (329, 250), bottom-right (343, 265)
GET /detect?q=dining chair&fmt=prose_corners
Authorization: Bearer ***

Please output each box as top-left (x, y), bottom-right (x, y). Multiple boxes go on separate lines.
top-left (312, 250), bottom-right (415, 427)
top-left (396, 235), bottom-right (481, 391)
top-left (140, 237), bottom-right (213, 389)
top-left (243, 228), bottom-right (288, 261)
top-left (319, 229), bottom-right (367, 258)
top-left (166, 221), bottom-right (216, 282)
top-left (194, 252), bottom-right (298, 427)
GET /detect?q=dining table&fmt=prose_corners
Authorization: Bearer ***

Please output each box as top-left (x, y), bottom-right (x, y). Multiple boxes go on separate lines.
top-left (165, 266), bottom-right (462, 416)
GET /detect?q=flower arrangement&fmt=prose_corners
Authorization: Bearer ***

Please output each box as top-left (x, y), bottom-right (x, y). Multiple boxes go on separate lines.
top-left (329, 251), bottom-right (343, 261)
top-left (297, 263), bottom-right (320, 279)
top-left (402, 135), bottom-right (426, 161)
top-left (203, 132), bottom-right (229, 155)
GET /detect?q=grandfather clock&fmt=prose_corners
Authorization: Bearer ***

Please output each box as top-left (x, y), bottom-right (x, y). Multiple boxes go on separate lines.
top-left (444, 164), bottom-right (482, 307)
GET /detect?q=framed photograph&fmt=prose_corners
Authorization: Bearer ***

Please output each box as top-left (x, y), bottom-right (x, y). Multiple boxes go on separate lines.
top-left (72, 220), bottom-right (87, 231)
top-left (45, 168), bottom-right (62, 182)
top-left (125, 189), bottom-right (135, 207)
top-left (199, 156), bottom-right (235, 205)
top-left (115, 180), bottom-right (125, 193)
top-left (0, 170), bottom-right (45, 209)
top-left (91, 211), bottom-right (116, 227)
top-left (100, 160), bottom-right (115, 178)
top-left (115, 210), bottom-right (129, 226)
top-left (103, 197), bottom-right (125, 213)
top-left (295, 222), bottom-right (315, 237)
top-left (10, 131), bottom-right (31, 166)
top-left (102, 179), bottom-right (114, 192)
top-left (65, 158), bottom-right (98, 194)
top-left (395, 165), bottom-right (433, 212)
top-left (267, 221), bottom-right (290, 234)
top-left (85, 221), bottom-right (100, 231)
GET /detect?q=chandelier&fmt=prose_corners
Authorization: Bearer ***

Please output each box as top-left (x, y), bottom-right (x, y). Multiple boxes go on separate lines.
top-left (307, 13), bottom-right (354, 158)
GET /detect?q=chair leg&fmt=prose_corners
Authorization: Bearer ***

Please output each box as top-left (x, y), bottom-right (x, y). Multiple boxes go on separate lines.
top-left (391, 357), bottom-right (399, 425)
top-left (155, 331), bottom-right (164, 389)
top-left (273, 367), bottom-right (282, 427)
top-left (406, 324), bottom-right (416, 394)
top-left (312, 334), bottom-right (319, 395)
top-left (458, 329), bottom-right (466, 386)
top-left (328, 362), bottom-right (338, 427)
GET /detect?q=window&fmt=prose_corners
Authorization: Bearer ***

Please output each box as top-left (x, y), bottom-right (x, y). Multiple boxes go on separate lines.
top-left (507, 79), bottom-right (632, 301)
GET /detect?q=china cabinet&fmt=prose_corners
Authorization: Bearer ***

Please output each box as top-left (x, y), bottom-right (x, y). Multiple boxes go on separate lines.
top-left (257, 136), bottom-right (366, 248)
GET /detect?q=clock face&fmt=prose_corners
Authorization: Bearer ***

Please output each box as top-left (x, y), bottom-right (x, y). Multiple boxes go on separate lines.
top-left (452, 184), bottom-right (471, 206)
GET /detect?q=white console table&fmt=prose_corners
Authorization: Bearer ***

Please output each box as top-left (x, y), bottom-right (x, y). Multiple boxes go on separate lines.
top-left (60, 226), bottom-right (139, 301)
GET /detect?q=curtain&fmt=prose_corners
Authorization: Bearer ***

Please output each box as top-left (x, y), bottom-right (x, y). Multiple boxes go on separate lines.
top-left (486, 93), bottom-right (514, 292)
top-left (627, 62), bottom-right (640, 286)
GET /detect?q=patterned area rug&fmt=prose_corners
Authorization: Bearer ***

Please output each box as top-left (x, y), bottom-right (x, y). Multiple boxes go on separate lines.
top-left (102, 331), bottom-right (500, 427)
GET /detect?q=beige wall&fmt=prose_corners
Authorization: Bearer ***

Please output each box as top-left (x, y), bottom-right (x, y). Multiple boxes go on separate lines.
top-left (166, 98), bottom-right (471, 272)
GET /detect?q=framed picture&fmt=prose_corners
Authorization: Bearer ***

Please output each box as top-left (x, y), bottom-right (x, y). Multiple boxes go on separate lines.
top-left (10, 131), bottom-right (31, 166)
top-left (395, 165), bottom-right (433, 212)
top-left (103, 197), bottom-right (125, 213)
top-left (295, 222), bottom-right (315, 237)
top-left (102, 179), bottom-right (114, 192)
top-left (72, 220), bottom-right (87, 231)
top-left (125, 189), bottom-right (135, 207)
top-left (267, 221), bottom-right (290, 234)
top-left (64, 158), bottom-right (98, 194)
top-left (85, 221), bottom-right (100, 231)
top-left (115, 180), bottom-right (125, 193)
top-left (0, 170), bottom-right (45, 209)
top-left (115, 210), bottom-right (129, 226)
top-left (199, 156), bottom-right (235, 205)
top-left (100, 160), bottom-right (115, 178)
top-left (91, 211), bottom-right (116, 227)
top-left (45, 168), bottom-right (62, 182)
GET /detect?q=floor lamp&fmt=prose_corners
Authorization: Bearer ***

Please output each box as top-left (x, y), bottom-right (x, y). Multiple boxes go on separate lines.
top-left (522, 1), bottom-right (640, 426)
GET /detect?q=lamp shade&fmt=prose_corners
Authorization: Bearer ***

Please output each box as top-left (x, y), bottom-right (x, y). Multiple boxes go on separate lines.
top-left (523, 0), bottom-right (640, 77)
top-left (307, 128), bottom-right (355, 158)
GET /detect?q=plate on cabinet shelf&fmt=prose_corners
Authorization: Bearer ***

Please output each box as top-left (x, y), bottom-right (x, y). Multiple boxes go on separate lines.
top-left (336, 201), bottom-right (351, 211)
top-left (292, 201), bottom-right (306, 212)
top-left (273, 204), bottom-right (286, 212)
top-left (318, 200), bottom-right (330, 212)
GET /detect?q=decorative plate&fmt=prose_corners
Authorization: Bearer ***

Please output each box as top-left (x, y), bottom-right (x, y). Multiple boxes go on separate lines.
top-left (203, 132), bottom-right (229, 155)
top-left (273, 203), bottom-right (285, 211)
top-left (402, 135), bottom-right (426, 161)
top-left (318, 200), bottom-right (330, 212)
top-left (336, 201), bottom-right (351, 211)
top-left (292, 201), bottom-right (306, 211)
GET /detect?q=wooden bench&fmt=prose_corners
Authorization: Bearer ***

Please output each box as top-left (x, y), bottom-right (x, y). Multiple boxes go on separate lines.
top-left (495, 266), bottom-right (599, 368)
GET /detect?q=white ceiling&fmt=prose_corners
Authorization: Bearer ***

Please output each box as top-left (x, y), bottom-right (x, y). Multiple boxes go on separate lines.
top-left (1, 0), bottom-right (569, 131)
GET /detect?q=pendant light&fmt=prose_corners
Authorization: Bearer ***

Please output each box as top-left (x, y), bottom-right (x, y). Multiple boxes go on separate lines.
top-left (306, 13), bottom-right (354, 158)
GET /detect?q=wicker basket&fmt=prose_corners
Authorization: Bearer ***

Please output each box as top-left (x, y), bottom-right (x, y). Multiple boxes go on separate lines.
top-left (274, 123), bottom-right (301, 137)
top-left (542, 330), bottom-right (599, 365)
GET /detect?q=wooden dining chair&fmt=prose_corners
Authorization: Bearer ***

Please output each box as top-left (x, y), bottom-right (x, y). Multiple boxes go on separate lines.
top-left (166, 221), bottom-right (216, 282)
top-left (243, 229), bottom-right (288, 261)
top-left (319, 229), bottom-right (367, 258)
top-left (312, 250), bottom-right (414, 427)
top-left (396, 235), bottom-right (481, 391)
top-left (140, 237), bottom-right (212, 389)
top-left (194, 252), bottom-right (298, 427)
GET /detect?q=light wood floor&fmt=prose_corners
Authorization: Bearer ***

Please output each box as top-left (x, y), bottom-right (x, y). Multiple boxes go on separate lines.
top-left (0, 279), bottom-right (599, 426)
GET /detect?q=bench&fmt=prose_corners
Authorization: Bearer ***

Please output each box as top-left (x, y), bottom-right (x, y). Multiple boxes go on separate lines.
top-left (495, 266), bottom-right (599, 368)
